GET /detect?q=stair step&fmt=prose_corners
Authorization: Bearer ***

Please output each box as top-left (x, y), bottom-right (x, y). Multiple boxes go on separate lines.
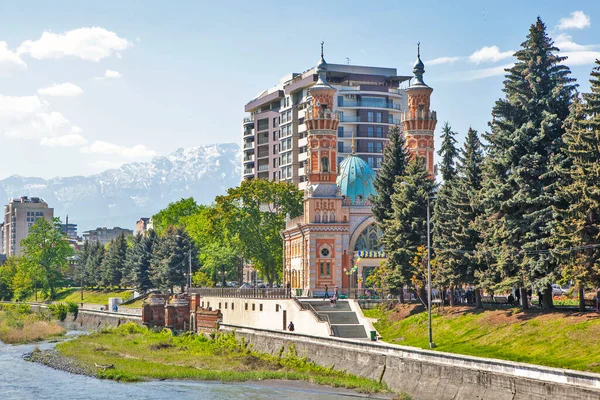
top-left (331, 324), bottom-right (368, 338)
top-left (318, 311), bottom-right (359, 324)
top-left (300, 301), bottom-right (352, 312)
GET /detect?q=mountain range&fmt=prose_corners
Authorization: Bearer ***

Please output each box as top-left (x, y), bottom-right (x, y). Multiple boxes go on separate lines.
top-left (0, 143), bottom-right (241, 233)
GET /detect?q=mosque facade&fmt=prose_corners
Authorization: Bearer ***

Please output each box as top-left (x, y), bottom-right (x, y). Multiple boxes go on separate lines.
top-left (282, 46), bottom-right (436, 295)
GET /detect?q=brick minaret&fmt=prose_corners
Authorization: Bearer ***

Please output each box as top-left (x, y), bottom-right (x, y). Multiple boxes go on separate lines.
top-left (402, 43), bottom-right (437, 177)
top-left (305, 42), bottom-right (340, 185)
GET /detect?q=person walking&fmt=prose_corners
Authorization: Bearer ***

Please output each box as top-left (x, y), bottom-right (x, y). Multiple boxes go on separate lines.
top-left (288, 321), bottom-right (295, 332)
top-left (324, 284), bottom-right (329, 299)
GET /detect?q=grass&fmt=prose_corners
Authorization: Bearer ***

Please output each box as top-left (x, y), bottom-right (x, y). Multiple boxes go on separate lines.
top-left (23, 288), bottom-right (134, 305)
top-left (364, 304), bottom-right (600, 373)
top-left (0, 304), bottom-right (65, 344)
top-left (56, 323), bottom-right (389, 394)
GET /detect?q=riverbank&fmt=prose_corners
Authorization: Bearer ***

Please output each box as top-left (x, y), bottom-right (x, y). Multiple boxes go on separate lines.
top-left (0, 305), bottom-right (65, 344)
top-left (365, 304), bottom-right (600, 373)
top-left (40, 323), bottom-right (391, 395)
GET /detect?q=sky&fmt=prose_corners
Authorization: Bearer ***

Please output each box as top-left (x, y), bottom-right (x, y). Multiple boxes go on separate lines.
top-left (0, 0), bottom-right (599, 179)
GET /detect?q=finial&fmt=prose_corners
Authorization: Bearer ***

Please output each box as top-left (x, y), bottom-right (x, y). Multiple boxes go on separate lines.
top-left (417, 41), bottom-right (420, 58)
top-left (321, 41), bottom-right (324, 58)
top-left (351, 130), bottom-right (355, 154)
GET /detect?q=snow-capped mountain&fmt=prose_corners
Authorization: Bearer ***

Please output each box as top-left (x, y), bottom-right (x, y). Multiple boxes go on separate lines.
top-left (0, 143), bottom-right (241, 233)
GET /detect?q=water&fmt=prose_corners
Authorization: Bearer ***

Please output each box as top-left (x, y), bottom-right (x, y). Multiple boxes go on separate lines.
top-left (0, 332), bottom-right (369, 400)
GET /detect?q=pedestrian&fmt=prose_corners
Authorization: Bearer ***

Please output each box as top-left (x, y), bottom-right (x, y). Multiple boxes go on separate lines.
top-left (324, 284), bottom-right (329, 299)
top-left (288, 321), bottom-right (295, 332)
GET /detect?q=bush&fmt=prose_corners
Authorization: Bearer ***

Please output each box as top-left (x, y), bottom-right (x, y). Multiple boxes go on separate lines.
top-left (66, 301), bottom-right (79, 316)
top-left (48, 303), bottom-right (69, 321)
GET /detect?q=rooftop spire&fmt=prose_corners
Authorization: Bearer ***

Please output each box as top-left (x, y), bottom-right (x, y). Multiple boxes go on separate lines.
top-left (412, 41), bottom-right (426, 86)
top-left (321, 41), bottom-right (324, 58)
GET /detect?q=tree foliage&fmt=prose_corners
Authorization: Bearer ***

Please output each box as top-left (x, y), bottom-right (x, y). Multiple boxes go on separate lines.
top-left (152, 198), bottom-right (201, 236)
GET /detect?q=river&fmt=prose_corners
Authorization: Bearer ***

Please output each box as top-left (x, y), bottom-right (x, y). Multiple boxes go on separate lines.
top-left (0, 332), bottom-right (376, 400)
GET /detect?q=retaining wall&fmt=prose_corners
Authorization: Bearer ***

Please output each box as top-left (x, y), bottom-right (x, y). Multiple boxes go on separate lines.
top-left (68, 309), bottom-right (142, 330)
top-left (221, 324), bottom-right (600, 400)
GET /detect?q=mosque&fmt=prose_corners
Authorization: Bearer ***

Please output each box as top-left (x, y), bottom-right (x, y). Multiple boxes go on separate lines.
top-left (282, 46), bottom-right (436, 296)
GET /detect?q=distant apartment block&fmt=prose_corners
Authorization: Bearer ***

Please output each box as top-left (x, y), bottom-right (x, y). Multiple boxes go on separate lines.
top-left (0, 222), bottom-right (4, 255)
top-left (135, 217), bottom-right (152, 235)
top-left (61, 223), bottom-right (78, 240)
top-left (242, 61), bottom-right (410, 189)
top-left (2, 196), bottom-right (54, 256)
top-left (83, 227), bottom-right (133, 246)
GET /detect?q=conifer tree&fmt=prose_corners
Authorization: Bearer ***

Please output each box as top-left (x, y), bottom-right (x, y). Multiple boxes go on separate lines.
top-left (125, 231), bottom-right (157, 292)
top-left (478, 17), bottom-right (576, 308)
top-left (100, 233), bottom-right (128, 288)
top-left (76, 240), bottom-right (91, 287)
top-left (383, 157), bottom-right (436, 297)
top-left (372, 125), bottom-right (410, 224)
top-left (554, 60), bottom-right (600, 310)
top-left (432, 123), bottom-right (459, 302)
top-left (85, 241), bottom-right (104, 287)
top-left (150, 227), bottom-right (197, 293)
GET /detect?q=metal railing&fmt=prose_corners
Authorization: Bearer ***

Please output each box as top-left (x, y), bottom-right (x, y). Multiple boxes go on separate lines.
top-left (292, 298), bottom-right (333, 335)
top-left (338, 101), bottom-right (401, 110)
top-left (189, 287), bottom-right (291, 299)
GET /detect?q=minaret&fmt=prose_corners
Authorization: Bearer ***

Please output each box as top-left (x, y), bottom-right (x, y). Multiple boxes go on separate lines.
top-left (305, 42), bottom-right (340, 187)
top-left (401, 43), bottom-right (437, 177)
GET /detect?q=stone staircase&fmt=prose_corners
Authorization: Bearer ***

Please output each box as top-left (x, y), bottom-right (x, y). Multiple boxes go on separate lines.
top-left (298, 299), bottom-right (368, 339)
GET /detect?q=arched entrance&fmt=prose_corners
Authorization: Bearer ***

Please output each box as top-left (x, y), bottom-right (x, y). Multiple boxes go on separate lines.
top-left (349, 218), bottom-right (385, 289)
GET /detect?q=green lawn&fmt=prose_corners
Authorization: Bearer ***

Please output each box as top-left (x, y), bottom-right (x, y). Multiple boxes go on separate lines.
top-left (25, 288), bottom-right (134, 305)
top-left (364, 305), bottom-right (600, 373)
top-left (56, 323), bottom-right (388, 394)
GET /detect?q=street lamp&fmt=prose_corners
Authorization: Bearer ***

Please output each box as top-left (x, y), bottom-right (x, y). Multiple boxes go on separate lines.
top-left (175, 235), bottom-right (193, 291)
top-left (401, 181), bottom-right (436, 349)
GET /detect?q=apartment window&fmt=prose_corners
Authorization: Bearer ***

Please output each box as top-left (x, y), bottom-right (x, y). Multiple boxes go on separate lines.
top-left (377, 158), bottom-right (383, 168)
top-left (337, 96), bottom-right (343, 106)
top-left (273, 145), bottom-right (278, 155)
top-left (252, 304), bottom-right (256, 311)
top-left (368, 157), bottom-right (374, 168)
top-left (338, 142), bottom-right (344, 153)
top-left (273, 117), bottom-right (279, 127)
top-left (219, 302), bottom-right (222, 309)
top-left (276, 305), bottom-right (279, 312)
top-left (367, 111), bottom-right (374, 122)
top-left (26, 211), bottom-right (31, 216)
top-left (259, 304), bottom-right (263, 312)
top-left (368, 142), bottom-right (374, 153)
top-left (257, 118), bottom-right (269, 131)
top-left (245, 303), bottom-right (248, 310)
top-left (388, 114), bottom-right (393, 124)
top-left (225, 302), bottom-right (228, 309)
top-left (231, 303), bottom-right (234, 310)
top-left (376, 127), bottom-right (383, 138)
top-left (273, 131), bottom-right (279, 141)
top-left (338, 156), bottom-right (344, 164)
top-left (367, 127), bottom-right (374, 137)
top-left (375, 142), bottom-right (383, 153)
top-left (337, 127), bottom-right (344, 137)
top-left (376, 112), bottom-right (382, 123)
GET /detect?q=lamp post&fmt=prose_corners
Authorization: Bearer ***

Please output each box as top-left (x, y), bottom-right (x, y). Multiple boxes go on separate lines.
top-left (175, 235), bottom-right (192, 291)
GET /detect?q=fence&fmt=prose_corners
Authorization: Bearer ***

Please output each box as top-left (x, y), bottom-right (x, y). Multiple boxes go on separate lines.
top-left (188, 287), bottom-right (291, 299)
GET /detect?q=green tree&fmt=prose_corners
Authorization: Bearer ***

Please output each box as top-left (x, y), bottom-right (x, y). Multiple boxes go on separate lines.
top-left (215, 179), bottom-right (303, 284)
top-left (152, 198), bottom-right (201, 236)
top-left (85, 241), bottom-right (105, 287)
top-left (0, 257), bottom-right (19, 300)
top-left (478, 17), bottom-right (576, 308)
top-left (125, 230), bottom-right (157, 292)
top-left (383, 157), bottom-right (436, 296)
top-left (75, 240), bottom-right (91, 287)
top-left (553, 61), bottom-right (600, 310)
top-left (100, 233), bottom-right (128, 287)
top-left (372, 125), bottom-right (410, 225)
top-left (432, 123), bottom-right (459, 302)
top-left (20, 217), bottom-right (73, 298)
top-left (150, 227), bottom-right (197, 293)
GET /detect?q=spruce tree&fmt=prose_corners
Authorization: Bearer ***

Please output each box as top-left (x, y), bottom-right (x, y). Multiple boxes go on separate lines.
top-left (150, 227), bottom-right (196, 293)
top-left (372, 125), bottom-right (410, 224)
top-left (126, 231), bottom-right (156, 292)
top-left (554, 60), bottom-right (600, 310)
top-left (100, 233), bottom-right (128, 288)
top-left (437, 122), bottom-right (459, 182)
top-left (383, 157), bottom-right (436, 297)
top-left (478, 17), bottom-right (576, 308)
top-left (432, 123), bottom-right (459, 303)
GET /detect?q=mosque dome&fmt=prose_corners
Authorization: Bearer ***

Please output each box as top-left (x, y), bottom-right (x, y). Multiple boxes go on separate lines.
top-left (336, 155), bottom-right (377, 204)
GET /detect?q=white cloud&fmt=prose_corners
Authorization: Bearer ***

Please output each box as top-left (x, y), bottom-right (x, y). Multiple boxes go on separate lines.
top-left (469, 46), bottom-right (513, 64)
top-left (18, 27), bottom-right (132, 62)
top-left (558, 11), bottom-right (591, 30)
top-left (0, 95), bottom-right (81, 139)
top-left (0, 41), bottom-right (27, 73)
top-left (40, 134), bottom-right (87, 147)
top-left (38, 82), bottom-right (84, 97)
top-left (448, 63), bottom-right (515, 82)
top-left (104, 69), bottom-right (121, 79)
top-left (426, 56), bottom-right (460, 66)
top-left (562, 51), bottom-right (600, 66)
top-left (81, 141), bottom-right (156, 158)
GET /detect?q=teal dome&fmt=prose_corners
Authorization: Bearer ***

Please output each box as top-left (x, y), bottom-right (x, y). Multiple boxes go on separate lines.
top-left (336, 155), bottom-right (377, 204)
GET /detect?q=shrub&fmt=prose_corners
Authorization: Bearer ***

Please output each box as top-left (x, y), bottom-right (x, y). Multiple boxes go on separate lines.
top-left (66, 302), bottom-right (79, 316)
top-left (48, 303), bottom-right (69, 321)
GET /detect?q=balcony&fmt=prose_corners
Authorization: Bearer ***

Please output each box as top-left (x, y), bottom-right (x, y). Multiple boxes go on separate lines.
top-left (243, 127), bottom-right (254, 137)
top-left (243, 168), bottom-right (255, 175)
top-left (242, 116), bottom-right (254, 126)
top-left (338, 100), bottom-right (401, 110)
top-left (257, 152), bottom-right (269, 159)
top-left (258, 164), bottom-right (270, 172)
top-left (243, 142), bottom-right (255, 150)
top-left (243, 154), bottom-right (255, 162)
top-left (257, 138), bottom-right (270, 145)
top-left (339, 116), bottom-right (402, 125)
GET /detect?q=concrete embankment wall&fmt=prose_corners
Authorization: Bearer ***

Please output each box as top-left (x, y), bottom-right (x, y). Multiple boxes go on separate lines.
top-left (27, 304), bottom-right (143, 331)
top-left (221, 324), bottom-right (600, 400)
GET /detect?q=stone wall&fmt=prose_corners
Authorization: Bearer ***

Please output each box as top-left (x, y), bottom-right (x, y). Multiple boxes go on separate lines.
top-left (68, 308), bottom-right (142, 330)
top-left (220, 324), bottom-right (600, 400)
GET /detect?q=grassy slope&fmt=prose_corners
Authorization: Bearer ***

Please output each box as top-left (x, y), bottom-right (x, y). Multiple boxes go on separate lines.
top-left (364, 305), bottom-right (600, 373)
top-left (24, 288), bottom-right (134, 305)
top-left (56, 324), bottom-right (388, 393)
top-left (0, 309), bottom-right (65, 344)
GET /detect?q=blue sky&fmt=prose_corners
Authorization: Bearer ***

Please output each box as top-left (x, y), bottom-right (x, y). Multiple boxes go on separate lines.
top-left (0, 0), bottom-right (599, 179)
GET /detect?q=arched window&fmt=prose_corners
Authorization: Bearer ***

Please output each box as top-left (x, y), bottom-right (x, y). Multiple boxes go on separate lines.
top-left (322, 212), bottom-right (328, 223)
top-left (354, 223), bottom-right (384, 252)
top-left (315, 212), bottom-right (321, 223)
top-left (330, 212), bottom-right (335, 223)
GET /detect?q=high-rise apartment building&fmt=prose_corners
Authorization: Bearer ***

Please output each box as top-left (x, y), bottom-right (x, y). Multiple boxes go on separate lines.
top-left (242, 48), bottom-right (411, 189)
top-left (2, 196), bottom-right (54, 256)
top-left (83, 227), bottom-right (133, 246)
